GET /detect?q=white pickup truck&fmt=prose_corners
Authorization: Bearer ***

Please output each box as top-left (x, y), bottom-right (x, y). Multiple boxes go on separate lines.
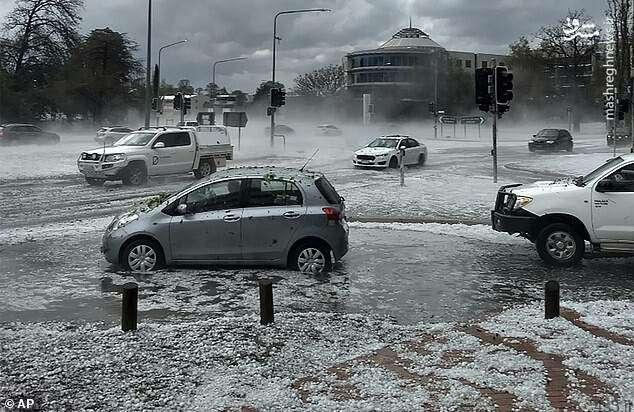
top-left (77, 126), bottom-right (233, 186)
top-left (492, 154), bottom-right (634, 266)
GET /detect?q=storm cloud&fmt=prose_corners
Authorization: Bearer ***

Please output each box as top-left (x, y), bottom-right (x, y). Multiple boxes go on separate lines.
top-left (0, 0), bottom-right (606, 93)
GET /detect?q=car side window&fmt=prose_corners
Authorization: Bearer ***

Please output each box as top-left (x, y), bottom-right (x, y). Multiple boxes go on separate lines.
top-left (600, 164), bottom-right (634, 192)
top-left (155, 132), bottom-right (191, 148)
top-left (408, 139), bottom-right (419, 147)
top-left (246, 179), bottom-right (303, 207)
top-left (183, 180), bottom-right (242, 213)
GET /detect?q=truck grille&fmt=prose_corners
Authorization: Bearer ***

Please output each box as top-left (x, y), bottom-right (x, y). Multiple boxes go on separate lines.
top-left (81, 152), bottom-right (101, 161)
top-left (356, 155), bottom-right (375, 161)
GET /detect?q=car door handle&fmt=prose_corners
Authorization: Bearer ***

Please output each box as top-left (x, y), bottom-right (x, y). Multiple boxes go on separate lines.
top-left (283, 211), bottom-right (301, 219)
top-left (223, 214), bottom-right (241, 222)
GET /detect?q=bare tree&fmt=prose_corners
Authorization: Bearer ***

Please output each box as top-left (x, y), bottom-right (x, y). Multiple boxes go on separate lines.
top-left (293, 64), bottom-right (345, 96)
top-left (1, 0), bottom-right (83, 77)
top-left (535, 9), bottom-right (600, 131)
top-left (606, 0), bottom-right (632, 94)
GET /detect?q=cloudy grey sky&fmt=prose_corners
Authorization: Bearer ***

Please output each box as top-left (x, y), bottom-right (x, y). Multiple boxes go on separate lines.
top-left (0, 0), bottom-right (606, 93)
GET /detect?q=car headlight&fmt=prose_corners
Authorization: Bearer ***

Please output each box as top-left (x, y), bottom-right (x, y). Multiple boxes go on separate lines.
top-left (546, 140), bottom-right (555, 144)
top-left (104, 153), bottom-right (126, 162)
top-left (108, 213), bottom-right (138, 232)
top-left (513, 196), bottom-right (533, 210)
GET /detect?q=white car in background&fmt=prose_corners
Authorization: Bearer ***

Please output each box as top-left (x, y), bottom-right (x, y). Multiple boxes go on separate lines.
top-left (95, 126), bottom-right (134, 146)
top-left (353, 135), bottom-right (427, 169)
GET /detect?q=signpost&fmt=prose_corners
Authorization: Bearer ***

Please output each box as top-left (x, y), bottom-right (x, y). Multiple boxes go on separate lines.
top-left (439, 115), bottom-right (457, 138)
top-left (223, 112), bottom-right (248, 150)
top-left (460, 116), bottom-right (486, 140)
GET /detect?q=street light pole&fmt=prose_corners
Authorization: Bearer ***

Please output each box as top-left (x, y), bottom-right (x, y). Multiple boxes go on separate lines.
top-left (270, 8), bottom-right (331, 147)
top-left (157, 39), bottom-right (188, 122)
top-left (212, 57), bottom-right (248, 88)
top-left (144, 0), bottom-right (152, 128)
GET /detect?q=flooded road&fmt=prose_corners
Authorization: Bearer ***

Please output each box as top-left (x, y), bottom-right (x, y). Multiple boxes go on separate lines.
top-left (1, 125), bottom-right (632, 325)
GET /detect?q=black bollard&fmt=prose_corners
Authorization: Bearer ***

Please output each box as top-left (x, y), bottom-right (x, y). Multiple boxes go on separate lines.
top-left (259, 279), bottom-right (274, 325)
top-left (544, 280), bottom-right (560, 319)
top-left (121, 282), bottom-right (138, 331)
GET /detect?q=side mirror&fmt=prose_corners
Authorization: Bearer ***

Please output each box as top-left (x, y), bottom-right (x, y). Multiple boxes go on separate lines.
top-left (176, 204), bottom-right (188, 215)
top-left (153, 142), bottom-right (165, 149)
top-left (532, 134), bottom-right (536, 137)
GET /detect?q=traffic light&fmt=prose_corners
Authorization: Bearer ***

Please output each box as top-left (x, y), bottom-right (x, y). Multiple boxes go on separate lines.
top-left (270, 88), bottom-right (286, 107)
top-left (617, 99), bottom-right (629, 120)
top-left (428, 102), bottom-right (435, 114)
top-left (183, 97), bottom-right (192, 114)
top-left (496, 65), bottom-right (514, 104)
top-left (173, 93), bottom-right (182, 110)
top-left (151, 97), bottom-right (158, 111)
top-left (475, 68), bottom-right (493, 112)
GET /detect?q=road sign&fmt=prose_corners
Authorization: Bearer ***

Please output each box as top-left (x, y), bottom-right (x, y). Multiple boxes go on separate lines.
top-left (439, 115), bottom-right (457, 125)
top-left (223, 112), bottom-right (248, 128)
top-left (460, 116), bottom-right (486, 125)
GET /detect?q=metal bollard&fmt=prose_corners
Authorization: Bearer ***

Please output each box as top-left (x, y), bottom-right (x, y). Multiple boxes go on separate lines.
top-left (121, 282), bottom-right (138, 331)
top-left (544, 280), bottom-right (560, 319)
top-left (259, 279), bottom-right (274, 325)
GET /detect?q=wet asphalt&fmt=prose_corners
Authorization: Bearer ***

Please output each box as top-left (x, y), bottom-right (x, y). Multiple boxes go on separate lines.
top-left (0, 130), bottom-right (632, 325)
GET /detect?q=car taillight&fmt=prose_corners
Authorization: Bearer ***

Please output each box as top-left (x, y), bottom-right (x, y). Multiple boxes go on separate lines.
top-left (322, 207), bottom-right (341, 223)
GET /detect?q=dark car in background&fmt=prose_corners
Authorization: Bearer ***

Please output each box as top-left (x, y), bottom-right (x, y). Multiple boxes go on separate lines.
top-left (317, 124), bottom-right (343, 136)
top-left (528, 129), bottom-right (573, 153)
top-left (95, 126), bottom-right (134, 146)
top-left (0, 124), bottom-right (60, 145)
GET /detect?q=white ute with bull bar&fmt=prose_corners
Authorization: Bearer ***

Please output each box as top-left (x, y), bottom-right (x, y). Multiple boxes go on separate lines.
top-left (77, 126), bottom-right (233, 186)
top-left (492, 154), bottom-right (634, 266)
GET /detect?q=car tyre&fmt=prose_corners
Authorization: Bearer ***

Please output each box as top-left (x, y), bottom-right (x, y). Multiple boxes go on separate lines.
top-left (535, 223), bottom-right (584, 267)
top-left (417, 153), bottom-right (426, 166)
top-left (529, 146), bottom-right (536, 153)
top-left (122, 163), bottom-right (147, 186)
top-left (122, 238), bottom-right (164, 272)
top-left (290, 241), bottom-right (332, 274)
top-left (193, 159), bottom-right (216, 179)
top-left (388, 156), bottom-right (399, 169)
top-left (566, 143), bottom-right (573, 152)
top-left (85, 177), bottom-right (104, 186)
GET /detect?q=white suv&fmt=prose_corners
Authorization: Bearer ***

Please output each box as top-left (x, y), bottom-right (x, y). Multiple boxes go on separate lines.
top-left (492, 154), bottom-right (634, 266)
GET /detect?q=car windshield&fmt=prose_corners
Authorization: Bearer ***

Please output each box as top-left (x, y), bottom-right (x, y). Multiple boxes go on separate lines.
top-left (582, 157), bottom-right (624, 185)
top-left (367, 138), bottom-right (398, 148)
top-left (113, 132), bottom-right (156, 146)
top-left (535, 130), bottom-right (558, 138)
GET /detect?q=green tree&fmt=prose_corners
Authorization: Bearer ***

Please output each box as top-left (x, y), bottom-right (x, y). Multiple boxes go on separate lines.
top-left (60, 28), bottom-right (142, 123)
top-left (252, 80), bottom-right (284, 104)
top-left (293, 64), bottom-right (345, 96)
top-left (176, 79), bottom-right (195, 95)
top-left (231, 89), bottom-right (248, 107)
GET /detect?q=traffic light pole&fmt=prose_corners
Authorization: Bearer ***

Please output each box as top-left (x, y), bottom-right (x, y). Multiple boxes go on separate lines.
top-left (492, 62), bottom-right (498, 184)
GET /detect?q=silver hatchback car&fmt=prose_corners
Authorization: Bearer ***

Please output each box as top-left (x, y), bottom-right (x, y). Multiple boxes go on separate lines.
top-left (102, 167), bottom-right (349, 274)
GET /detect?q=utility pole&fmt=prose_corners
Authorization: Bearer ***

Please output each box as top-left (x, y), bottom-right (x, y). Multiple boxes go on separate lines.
top-left (144, 0), bottom-right (152, 129)
top-left (492, 60), bottom-right (498, 184)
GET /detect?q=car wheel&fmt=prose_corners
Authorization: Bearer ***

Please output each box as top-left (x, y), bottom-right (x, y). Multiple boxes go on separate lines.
top-left (529, 146), bottom-right (536, 153)
top-left (122, 163), bottom-right (147, 186)
top-left (535, 223), bottom-right (584, 267)
top-left (122, 239), bottom-right (164, 272)
top-left (388, 156), bottom-right (399, 169)
top-left (290, 242), bottom-right (332, 274)
top-left (417, 153), bottom-right (426, 166)
top-left (85, 177), bottom-right (104, 186)
top-left (566, 143), bottom-right (573, 152)
top-left (193, 159), bottom-right (216, 179)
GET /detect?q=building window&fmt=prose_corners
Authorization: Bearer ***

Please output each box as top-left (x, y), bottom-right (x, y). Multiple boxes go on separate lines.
top-left (456, 59), bottom-right (462, 67)
top-left (482, 61), bottom-right (488, 68)
top-left (465, 60), bottom-right (472, 68)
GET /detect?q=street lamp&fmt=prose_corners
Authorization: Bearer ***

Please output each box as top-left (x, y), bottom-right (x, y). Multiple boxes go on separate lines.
top-left (212, 57), bottom-right (248, 89)
top-left (158, 40), bottom-right (188, 83)
top-left (269, 8), bottom-right (331, 146)
top-left (144, 0), bottom-right (153, 128)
